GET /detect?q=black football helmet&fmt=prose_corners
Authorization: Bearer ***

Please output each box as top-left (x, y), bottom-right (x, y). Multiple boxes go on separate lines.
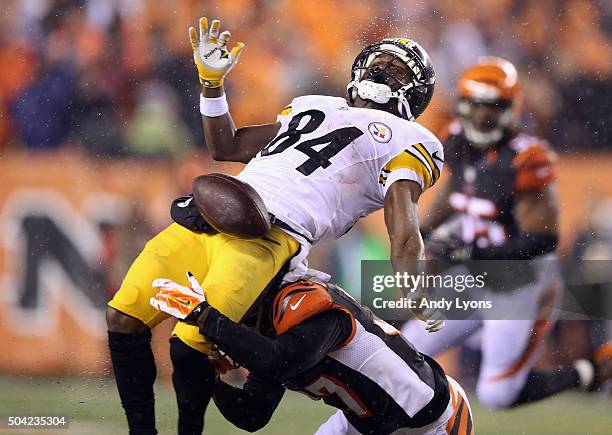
top-left (347, 38), bottom-right (435, 121)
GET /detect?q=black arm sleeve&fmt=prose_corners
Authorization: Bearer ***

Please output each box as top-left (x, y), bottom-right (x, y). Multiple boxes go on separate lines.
top-left (472, 233), bottom-right (558, 260)
top-left (200, 308), bottom-right (352, 382)
top-left (213, 373), bottom-right (285, 433)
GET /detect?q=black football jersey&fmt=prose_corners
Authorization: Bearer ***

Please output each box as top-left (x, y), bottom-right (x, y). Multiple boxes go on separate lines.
top-left (205, 282), bottom-right (451, 434)
top-left (439, 121), bottom-right (556, 248)
top-left (271, 284), bottom-right (450, 434)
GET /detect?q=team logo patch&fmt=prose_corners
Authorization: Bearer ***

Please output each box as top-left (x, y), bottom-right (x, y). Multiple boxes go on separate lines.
top-left (368, 122), bottom-right (392, 143)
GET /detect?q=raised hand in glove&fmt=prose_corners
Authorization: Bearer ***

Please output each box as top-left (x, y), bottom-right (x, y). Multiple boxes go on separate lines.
top-left (189, 17), bottom-right (245, 88)
top-left (150, 272), bottom-right (208, 324)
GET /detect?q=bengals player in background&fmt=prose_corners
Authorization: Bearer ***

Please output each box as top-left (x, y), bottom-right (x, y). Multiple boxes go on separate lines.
top-left (402, 57), bottom-right (612, 409)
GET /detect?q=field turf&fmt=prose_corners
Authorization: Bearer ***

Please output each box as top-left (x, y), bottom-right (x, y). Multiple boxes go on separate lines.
top-left (0, 376), bottom-right (610, 434)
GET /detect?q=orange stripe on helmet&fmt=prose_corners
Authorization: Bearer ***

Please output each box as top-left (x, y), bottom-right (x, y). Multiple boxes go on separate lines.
top-left (458, 57), bottom-right (520, 102)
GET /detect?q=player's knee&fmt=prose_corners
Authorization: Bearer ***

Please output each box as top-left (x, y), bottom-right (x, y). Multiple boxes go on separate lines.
top-left (105, 306), bottom-right (149, 333)
top-left (476, 378), bottom-right (522, 410)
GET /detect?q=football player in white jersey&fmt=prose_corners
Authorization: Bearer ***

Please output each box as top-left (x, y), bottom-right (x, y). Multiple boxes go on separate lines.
top-left (106, 16), bottom-right (447, 434)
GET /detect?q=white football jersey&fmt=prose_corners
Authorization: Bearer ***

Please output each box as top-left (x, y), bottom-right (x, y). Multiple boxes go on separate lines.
top-left (237, 95), bottom-right (444, 246)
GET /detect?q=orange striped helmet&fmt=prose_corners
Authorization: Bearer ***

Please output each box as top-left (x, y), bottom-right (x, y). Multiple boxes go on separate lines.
top-left (458, 57), bottom-right (520, 103)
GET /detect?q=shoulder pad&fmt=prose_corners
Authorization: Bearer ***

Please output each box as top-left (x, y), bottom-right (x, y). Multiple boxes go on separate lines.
top-left (292, 95), bottom-right (347, 110)
top-left (277, 95), bottom-right (346, 122)
top-left (400, 119), bottom-right (441, 145)
top-left (511, 136), bottom-right (557, 191)
top-left (272, 281), bottom-right (353, 337)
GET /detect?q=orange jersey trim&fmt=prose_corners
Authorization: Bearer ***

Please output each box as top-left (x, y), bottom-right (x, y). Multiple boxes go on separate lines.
top-left (272, 281), bottom-right (356, 347)
top-left (446, 381), bottom-right (474, 435)
top-left (512, 141), bottom-right (557, 192)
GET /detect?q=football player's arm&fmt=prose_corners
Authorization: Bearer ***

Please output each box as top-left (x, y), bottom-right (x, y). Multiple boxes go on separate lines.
top-left (196, 308), bottom-right (352, 382)
top-left (190, 17), bottom-right (280, 163)
top-left (214, 373), bottom-right (285, 432)
top-left (385, 181), bottom-right (445, 331)
top-left (385, 180), bottom-right (425, 268)
top-left (472, 143), bottom-right (559, 260)
top-left (381, 142), bottom-right (445, 331)
top-left (382, 141), bottom-right (445, 267)
top-left (473, 186), bottom-right (559, 260)
top-left (420, 171), bottom-right (455, 235)
top-left (202, 86), bottom-right (280, 163)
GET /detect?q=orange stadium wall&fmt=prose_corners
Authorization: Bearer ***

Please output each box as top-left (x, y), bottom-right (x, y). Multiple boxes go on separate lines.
top-left (0, 151), bottom-right (179, 377)
top-left (0, 151), bottom-right (611, 376)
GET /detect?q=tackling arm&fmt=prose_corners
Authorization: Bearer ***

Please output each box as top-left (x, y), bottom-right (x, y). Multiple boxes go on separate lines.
top-left (149, 277), bottom-right (353, 378)
top-left (214, 373), bottom-right (285, 432)
top-left (196, 308), bottom-right (352, 382)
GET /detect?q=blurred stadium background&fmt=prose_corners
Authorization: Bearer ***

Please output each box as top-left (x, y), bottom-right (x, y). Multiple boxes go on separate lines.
top-left (0, 0), bottom-right (611, 433)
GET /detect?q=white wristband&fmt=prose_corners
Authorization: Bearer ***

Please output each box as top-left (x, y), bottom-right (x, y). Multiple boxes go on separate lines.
top-left (200, 93), bottom-right (229, 117)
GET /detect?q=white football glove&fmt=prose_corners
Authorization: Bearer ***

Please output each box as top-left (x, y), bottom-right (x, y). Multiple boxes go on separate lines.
top-left (425, 317), bottom-right (446, 333)
top-left (150, 272), bottom-right (207, 321)
top-left (189, 17), bottom-right (244, 88)
top-left (411, 291), bottom-right (446, 333)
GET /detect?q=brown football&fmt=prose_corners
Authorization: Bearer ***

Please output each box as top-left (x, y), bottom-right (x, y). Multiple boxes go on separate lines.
top-left (192, 173), bottom-right (271, 239)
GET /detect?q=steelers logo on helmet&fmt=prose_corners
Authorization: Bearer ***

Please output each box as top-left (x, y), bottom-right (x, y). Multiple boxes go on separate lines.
top-left (347, 38), bottom-right (435, 121)
top-left (456, 56), bottom-right (520, 148)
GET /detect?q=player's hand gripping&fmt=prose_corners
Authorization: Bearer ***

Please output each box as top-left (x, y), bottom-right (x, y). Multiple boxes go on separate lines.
top-left (150, 272), bottom-right (208, 324)
top-left (411, 291), bottom-right (446, 333)
top-left (189, 17), bottom-right (245, 88)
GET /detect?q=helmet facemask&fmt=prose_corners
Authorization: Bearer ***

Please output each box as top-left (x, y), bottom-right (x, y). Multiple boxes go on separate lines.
top-left (457, 98), bottom-right (513, 149)
top-left (347, 39), bottom-right (435, 121)
top-left (456, 57), bottom-right (521, 148)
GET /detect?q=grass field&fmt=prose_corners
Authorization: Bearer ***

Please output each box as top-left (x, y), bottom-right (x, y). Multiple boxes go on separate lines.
top-left (0, 376), bottom-right (610, 434)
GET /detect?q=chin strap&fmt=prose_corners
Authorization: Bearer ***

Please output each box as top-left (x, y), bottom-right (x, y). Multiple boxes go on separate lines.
top-left (347, 79), bottom-right (414, 121)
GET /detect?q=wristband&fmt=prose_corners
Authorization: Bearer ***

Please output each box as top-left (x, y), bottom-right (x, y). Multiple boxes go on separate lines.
top-left (200, 93), bottom-right (229, 117)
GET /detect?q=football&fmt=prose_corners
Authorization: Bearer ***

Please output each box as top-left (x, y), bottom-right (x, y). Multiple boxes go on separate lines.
top-left (192, 173), bottom-right (271, 239)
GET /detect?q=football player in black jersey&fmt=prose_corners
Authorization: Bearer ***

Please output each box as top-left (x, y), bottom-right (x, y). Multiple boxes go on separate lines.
top-left (150, 275), bottom-right (474, 435)
top-left (402, 57), bottom-right (612, 410)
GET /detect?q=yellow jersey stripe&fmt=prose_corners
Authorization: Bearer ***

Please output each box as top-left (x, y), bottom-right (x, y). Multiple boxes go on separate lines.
top-left (404, 149), bottom-right (433, 187)
top-left (383, 150), bottom-right (432, 188)
top-left (413, 143), bottom-right (440, 183)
